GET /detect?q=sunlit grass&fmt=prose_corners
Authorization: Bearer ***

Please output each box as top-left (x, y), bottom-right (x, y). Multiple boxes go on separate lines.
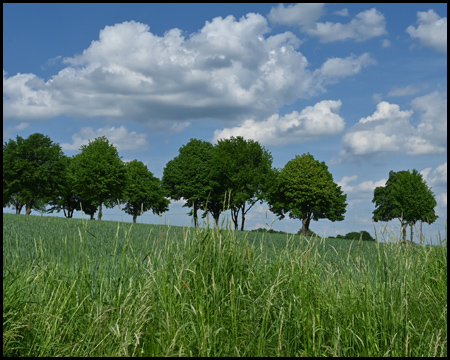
top-left (3, 213), bottom-right (447, 356)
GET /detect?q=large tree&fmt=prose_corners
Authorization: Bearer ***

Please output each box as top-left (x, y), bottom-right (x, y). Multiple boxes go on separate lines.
top-left (268, 153), bottom-right (347, 236)
top-left (3, 133), bottom-right (65, 215)
top-left (372, 169), bottom-right (438, 243)
top-left (162, 139), bottom-right (214, 227)
top-left (69, 136), bottom-right (126, 221)
top-left (209, 136), bottom-right (276, 231)
top-left (122, 160), bottom-right (170, 223)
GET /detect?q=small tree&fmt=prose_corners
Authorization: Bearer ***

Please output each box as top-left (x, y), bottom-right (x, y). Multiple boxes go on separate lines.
top-left (122, 160), bottom-right (169, 223)
top-left (268, 153), bottom-right (347, 236)
top-left (372, 169), bottom-right (438, 243)
top-left (70, 136), bottom-right (126, 220)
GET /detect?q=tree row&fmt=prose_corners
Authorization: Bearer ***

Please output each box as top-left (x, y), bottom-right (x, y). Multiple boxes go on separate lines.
top-left (3, 133), bottom-right (438, 241)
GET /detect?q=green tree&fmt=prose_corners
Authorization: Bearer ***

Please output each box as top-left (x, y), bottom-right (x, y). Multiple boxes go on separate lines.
top-left (210, 136), bottom-right (276, 231)
top-left (372, 169), bottom-right (438, 243)
top-left (3, 133), bottom-right (65, 215)
top-left (69, 136), bottom-right (126, 221)
top-left (268, 153), bottom-right (347, 236)
top-left (46, 155), bottom-right (82, 218)
top-left (162, 139), bottom-right (214, 227)
top-left (122, 160), bottom-right (169, 223)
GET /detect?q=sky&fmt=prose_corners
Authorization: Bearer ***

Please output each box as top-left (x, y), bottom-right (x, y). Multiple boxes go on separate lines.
top-left (3, 3), bottom-right (447, 243)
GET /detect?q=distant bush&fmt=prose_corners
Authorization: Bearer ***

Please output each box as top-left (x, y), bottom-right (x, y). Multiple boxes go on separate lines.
top-left (345, 231), bottom-right (375, 242)
top-left (251, 228), bottom-right (288, 235)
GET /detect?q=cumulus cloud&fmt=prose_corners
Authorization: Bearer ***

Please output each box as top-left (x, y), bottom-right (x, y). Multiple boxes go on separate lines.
top-left (61, 125), bottom-right (148, 151)
top-left (338, 175), bottom-right (387, 194)
top-left (306, 8), bottom-right (387, 43)
top-left (316, 53), bottom-right (376, 79)
top-left (340, 92), bottom-right (447, 158)
top-left (421, 162), bottom-right (447, 187)
top-left (406, 9), bottom-right (447, 53)
top-left (268, 3), bottom-right (324, 28)
top-left (212, 99), bottom-right (345, 146)
top-left (3, 16), bottom-right (375, 127)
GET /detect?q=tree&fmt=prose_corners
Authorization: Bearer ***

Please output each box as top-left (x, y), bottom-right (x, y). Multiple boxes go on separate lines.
top-left (268, 153), bottom-right (347, 236)
top-left (372, 169), bottom-right (438, 243)
top-left (3, 133), bottom-right (65, 215)
top-left (209, 136), bottom-right (276, 231)
top-left (69, 136), bottom-right (126, 221)
top-left (162, 139), bottom-right (214, 227)
top-left (46, 155), bottom-right (82, 218)
top-left (122, 160), bottom-right (169, 223)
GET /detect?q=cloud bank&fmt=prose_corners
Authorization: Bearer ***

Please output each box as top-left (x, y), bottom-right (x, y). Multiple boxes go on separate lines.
top-left (3, 15), bottom-right (376, 127)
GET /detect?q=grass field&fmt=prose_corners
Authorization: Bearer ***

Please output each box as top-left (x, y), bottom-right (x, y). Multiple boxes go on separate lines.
top-left (3, 213), bottom-right (447, 356)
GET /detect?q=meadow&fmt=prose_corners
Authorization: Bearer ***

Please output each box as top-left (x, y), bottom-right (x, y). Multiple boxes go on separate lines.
top-left (3, 213), bottom-right (447, 357)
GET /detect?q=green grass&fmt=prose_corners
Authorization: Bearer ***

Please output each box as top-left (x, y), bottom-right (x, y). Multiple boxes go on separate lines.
top-left (3, 213), bottom-right (447, 356)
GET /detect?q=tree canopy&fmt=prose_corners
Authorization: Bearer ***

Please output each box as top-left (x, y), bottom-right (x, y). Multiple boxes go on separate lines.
top-left (3, 133), bottom-right (65, 215)
top-left (372, 169), bottom-right (438, 243)
top-left (123, 160), bottom-right (170, 223)
top-left (209, 136), bottom-right (275, 230)
top-left (162, 139), bottom-right (214, 227)
top-left (69, 136), bottom-right (127, 220)
top-left (268, 153), bottom-right (347, 236)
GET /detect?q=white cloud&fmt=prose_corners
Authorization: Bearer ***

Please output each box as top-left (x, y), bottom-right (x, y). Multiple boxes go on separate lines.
top-left (334, 9), bottom-right (349, 17)
top-left (61, 125), bottom-right (148, 151)
top-left (387, 85), bottom-right (420, 97)
top-left (412, 91), bottom-right (447, 147)
top-left (406, 10), bottom-right (447, 53)
top-left (3, 17), bottom-right (377, 129)
top-left (421, 162), bottom-right (447, 187)
top-left (340, 93), bottom-right (447, 158)
top-left (268, 3), bottom-right (324, 28)
top-left (338, 175), bottom-right (387, 194)
top-left (381, 39), bottom-right (391, 48)
top-left (317, 53), bottom-right (376, 79)
top-left (213, 99), bottom-right (345, 146)
top-left (437, 192), bottom-right (447, 208)
top-left (306, 8), bottom-right (387, 42)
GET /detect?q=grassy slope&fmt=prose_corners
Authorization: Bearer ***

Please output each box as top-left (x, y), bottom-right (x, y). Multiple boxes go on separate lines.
top-left (3, 213), bottom-right (447, 357)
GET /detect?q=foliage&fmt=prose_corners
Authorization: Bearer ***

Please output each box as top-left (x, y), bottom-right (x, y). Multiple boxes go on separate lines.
top-left (69, 136), bottom-right (127, 220)
top-left (209, 136), bottom-right (276, 230)
top-left (345, 230), bottom-right (375, 241)
top-left (268, 153), bottom-right (347, 236)
top-left (373, 169), bottom-right (438, 243)
top-left (46, 155), bottom-right (82, 218)
top-left (122, 160), bottom-right (169, 223)
top-left (3, 133), bottom-right (65, 215)
top-left (162, 139), bottom-right (214, 227)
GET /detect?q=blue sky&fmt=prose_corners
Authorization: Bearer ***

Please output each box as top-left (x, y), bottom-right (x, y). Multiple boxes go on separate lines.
top-left (3, 3), bottom-right (447, 242)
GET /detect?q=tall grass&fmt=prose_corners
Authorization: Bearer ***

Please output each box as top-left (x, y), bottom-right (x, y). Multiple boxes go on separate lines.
top-left (3, 213), bottom-right (447, 356)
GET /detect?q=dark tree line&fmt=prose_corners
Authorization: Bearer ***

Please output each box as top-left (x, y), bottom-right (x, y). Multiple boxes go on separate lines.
top-left (3, 133), bottom-right (438, 241)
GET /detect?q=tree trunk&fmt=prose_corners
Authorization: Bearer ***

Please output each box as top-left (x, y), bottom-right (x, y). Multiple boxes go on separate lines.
top-left (401, 221), bottom-right (407, 243)
top-left (193, 201), bottom-right (198, 227)
top-left (410, 223), bottom-right (414, 243)
top-left (240, 203), bottom-right (246, 231)
top-left (133, 215), bottom-right (137, 223)
top-left (98, 201), bottom-right (103, 221)
top-left (302, 214), bottom-right (311, 236)
top-left (231, 208), bottom-right (239, 230)
top-left (26, 203), bottom-right (32, 215)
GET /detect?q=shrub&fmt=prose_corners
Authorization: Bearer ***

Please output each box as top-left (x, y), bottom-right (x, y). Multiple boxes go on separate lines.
top-left (345, 231), bottom-right (375, 241)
